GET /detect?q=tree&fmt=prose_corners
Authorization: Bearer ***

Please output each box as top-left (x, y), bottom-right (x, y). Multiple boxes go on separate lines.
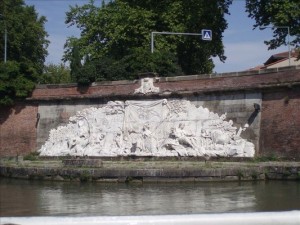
top-left (64, 0), bottom-right (232, 82)
top-left (38, 64), bottom-right (71, 84)
top-left (70, 43), bottom-right (82, 83)
top-left (246, 0), bottom-right (300, 51)
top-left (0, 0), bottom-right (49, 73)
top-left (0, 61), bottom-right (36, 105)
top-left (0, 0), bottom-right (49, 105)
top-left (69, 43), bottom-right (97, 85)
top-left (87, 48), bottom-right (182, 82)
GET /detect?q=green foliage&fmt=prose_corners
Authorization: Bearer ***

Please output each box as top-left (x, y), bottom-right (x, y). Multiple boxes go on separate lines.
top-left (0, 0), bottom-right (49, 73)
top-left (39, 63), bottom-right (71, 84)
top-left (250, 170), bottom-right (258, 180)
top-left (64, 0), bottom-right (232, 82)
top-left (0, 0), bottom-right (48, 105)
top-left (86, 56), bottom-right (129, 82)
top-left (80, 170), bottom-right (91, 182)
top-left (23, 151), bottom-right (40, 161)
top-left (246, 0), bottom-right (300, 51)
top-left (68, 45), bottom-right (182, 84)
top-left (70, 44), bottom-right (82, 83)
top-left (91, 48), bottom-right (182, 81)
top-left (69, 44), bottom-right (97, 85)
top-left (121, 48), bottom-right (183, 78)
top-left (252, 155), bottom-right (279, 162)
top-left (236, 170), bottom-right (244, 180)
top-left (0, 61), bottom-right (36, 105)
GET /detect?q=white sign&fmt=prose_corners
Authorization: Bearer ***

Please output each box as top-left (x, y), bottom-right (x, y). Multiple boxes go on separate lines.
top-left (201, 29), bottom-right (212, 41)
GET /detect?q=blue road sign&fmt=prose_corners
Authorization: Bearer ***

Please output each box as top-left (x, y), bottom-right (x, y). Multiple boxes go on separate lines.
top-left (201, 29), bottom-right (212, 41)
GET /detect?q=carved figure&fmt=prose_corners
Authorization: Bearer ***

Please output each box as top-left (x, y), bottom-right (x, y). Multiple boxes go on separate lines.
top-left (114, 132), bottom-right (123, 149)
top-left (134, 78), bottom-right (160, 94)
top-left (39, 99), bottom-right (255, 157)
top-left (211, 130), bottom-right (230, 145)
top-left (105, 101), bottom-right (124, 115)
top-left (173, 123), bottom-right (197, 148)
top-left (142, 123), bottom-right (157, 154)
top-left (127, 127), bottom-right (144, 154)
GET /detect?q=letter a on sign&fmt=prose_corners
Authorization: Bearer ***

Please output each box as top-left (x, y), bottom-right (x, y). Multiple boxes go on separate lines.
top-left (201, 29), bottom-right (212, 41)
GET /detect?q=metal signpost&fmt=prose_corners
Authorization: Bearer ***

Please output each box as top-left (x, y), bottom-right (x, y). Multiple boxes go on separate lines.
top-left (151, 29), bottom-right (212, 53)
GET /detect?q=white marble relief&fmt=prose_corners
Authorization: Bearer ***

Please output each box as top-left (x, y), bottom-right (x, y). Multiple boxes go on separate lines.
top-left (39, 99), bottom-right (255, 157)
top-left (134, 77), bottom-right (159, 94)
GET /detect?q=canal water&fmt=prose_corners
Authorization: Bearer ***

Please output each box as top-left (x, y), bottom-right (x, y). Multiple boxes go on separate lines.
top-left (0, 178), bottom-right (299, 216)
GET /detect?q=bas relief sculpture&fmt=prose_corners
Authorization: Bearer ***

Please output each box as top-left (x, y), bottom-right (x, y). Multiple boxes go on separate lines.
top-left (134, 77), bottom-right (160, 94)
top-left (39, 99), bottom-right (255, 157)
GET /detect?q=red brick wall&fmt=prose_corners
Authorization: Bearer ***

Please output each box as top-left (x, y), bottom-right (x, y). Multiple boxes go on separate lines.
top-left (0, 103), bottom-right (38, 157)
top-left (30, 70), bottom-right (300, 100)
top-left (260, 87), bottom-right (300, 159)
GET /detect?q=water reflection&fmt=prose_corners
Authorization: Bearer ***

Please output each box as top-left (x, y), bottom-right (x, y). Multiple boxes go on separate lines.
top-left (0, 178), bottom-right (299, 216)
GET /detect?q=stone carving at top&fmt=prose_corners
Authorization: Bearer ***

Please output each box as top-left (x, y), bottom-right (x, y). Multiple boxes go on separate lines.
top-left (134, 77), bottom-right (160, 94)
top-left (39, 99), bottom-right (255, 157)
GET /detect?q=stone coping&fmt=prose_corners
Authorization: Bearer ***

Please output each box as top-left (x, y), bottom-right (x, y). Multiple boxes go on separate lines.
top-left (27, 66), bottom-right (300, 102)
top-left (35, 66), bottom-right (300, 89)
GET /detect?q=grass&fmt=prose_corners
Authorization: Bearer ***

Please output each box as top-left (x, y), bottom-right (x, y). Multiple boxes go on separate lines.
top-left (251, 155), bottom-right (280, 162)
top-left (23, 152), bottom-right (40, 161)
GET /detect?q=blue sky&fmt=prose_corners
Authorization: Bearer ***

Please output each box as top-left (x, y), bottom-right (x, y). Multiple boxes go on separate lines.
top-left (25, 0), bottom-right (288, 73)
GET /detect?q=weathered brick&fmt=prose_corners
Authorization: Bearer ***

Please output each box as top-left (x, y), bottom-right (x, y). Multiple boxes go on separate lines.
top-left (0, 103), bottom-right (38, 156)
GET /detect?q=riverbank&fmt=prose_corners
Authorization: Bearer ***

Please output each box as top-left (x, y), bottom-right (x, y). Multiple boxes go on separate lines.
top-left (0, 158), bottom-right (300, 182)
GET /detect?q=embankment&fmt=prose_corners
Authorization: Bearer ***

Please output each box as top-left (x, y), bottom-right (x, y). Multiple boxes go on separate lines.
top-left (1, 159), bottom-right (299, 182)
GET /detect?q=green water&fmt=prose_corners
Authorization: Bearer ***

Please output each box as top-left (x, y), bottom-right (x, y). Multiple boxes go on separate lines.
top-left (0, 178), bottom-right (299, 216)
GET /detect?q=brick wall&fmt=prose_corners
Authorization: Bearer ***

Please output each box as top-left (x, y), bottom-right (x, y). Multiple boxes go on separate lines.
top-left (0, 103), bottom-right (38, 156)
top-left (260, 86), bottom-right (300, 158)
top-left (30, 69), bottom-right (300, 100)
top-left (1, 68), bottom-right (300, 158)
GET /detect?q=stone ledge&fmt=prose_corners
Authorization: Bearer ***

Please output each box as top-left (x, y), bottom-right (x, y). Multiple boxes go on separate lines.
top-left (62, 159), bottom-right (103, 168)
top-left (27, 69), bottom-right (300, 102)
top-left (35, 66), bottom-right (300, 89)
top-left (0, 163), bottom-right (299, 182)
